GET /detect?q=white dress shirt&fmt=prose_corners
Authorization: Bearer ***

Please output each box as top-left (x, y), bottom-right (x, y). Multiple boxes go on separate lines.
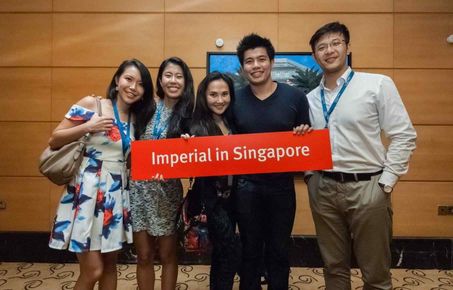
top-left (307, 67), bottom-right (417, 187)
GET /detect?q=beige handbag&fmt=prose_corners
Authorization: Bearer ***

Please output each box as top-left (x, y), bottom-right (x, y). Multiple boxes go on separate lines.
top-left (38, 98), bottom-right (102, 185)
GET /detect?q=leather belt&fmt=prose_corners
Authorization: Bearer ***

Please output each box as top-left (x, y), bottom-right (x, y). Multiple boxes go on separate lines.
top-left (321, 170), bottom-right (383, 183)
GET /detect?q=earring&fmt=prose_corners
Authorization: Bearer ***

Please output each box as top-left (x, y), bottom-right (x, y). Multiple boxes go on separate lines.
top-left (115, 86), bottom-right (119, 91)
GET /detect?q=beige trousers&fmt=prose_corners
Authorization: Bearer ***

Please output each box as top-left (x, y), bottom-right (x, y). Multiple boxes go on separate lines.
top-left (307, 171), bottom-right (393, 290)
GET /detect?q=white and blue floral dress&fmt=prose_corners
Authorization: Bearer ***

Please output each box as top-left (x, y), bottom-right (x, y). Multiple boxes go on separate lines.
top-left (49, 104), bottom-right (133, 253)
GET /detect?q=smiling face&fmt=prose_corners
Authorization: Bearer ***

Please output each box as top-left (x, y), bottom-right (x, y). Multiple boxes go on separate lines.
top-left (242, 47), bottom-right (274, 86)
top-left (206, 79), bottom-right (231, 118)
top-left (159, 62), bottom-right (185, 101)
top-left (115, 65), bottom-right (144, 105)
top-left (313, 32), bottom-right (349, 75)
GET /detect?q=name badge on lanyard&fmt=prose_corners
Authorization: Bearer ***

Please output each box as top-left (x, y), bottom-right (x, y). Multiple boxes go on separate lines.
top-left (112, 100), bottom-right (132, 157)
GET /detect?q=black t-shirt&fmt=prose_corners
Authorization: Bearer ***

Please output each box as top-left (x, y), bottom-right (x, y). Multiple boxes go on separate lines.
top-left (232, 82), bottom-right (310, 185)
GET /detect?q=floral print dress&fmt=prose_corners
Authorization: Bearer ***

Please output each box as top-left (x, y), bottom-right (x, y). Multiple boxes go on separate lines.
top-left (49, 104), bottom-right (133, 253)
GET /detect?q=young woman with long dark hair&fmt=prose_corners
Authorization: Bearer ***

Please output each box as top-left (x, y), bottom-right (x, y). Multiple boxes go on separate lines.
top-left (129, 57), bottom-right (195, 290)
top-left (186, 72), bottom-right (239, 290)
top-left (49, 59), bottom-right (154, 290)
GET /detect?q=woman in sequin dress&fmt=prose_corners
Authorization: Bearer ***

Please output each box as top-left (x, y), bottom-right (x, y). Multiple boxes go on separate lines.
top-left (129, 57), bottom-right (194, 290)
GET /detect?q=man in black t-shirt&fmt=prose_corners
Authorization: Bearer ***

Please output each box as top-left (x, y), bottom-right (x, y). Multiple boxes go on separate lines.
top-left (232, 33), bottom-right (310, 290)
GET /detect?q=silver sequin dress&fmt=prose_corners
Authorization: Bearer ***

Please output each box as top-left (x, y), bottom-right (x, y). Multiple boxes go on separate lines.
top-left (129, 101), bottom-right (183, 236)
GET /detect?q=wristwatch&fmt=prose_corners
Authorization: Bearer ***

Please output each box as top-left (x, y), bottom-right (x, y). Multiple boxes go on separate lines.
top-left (379, 183), bottom-right (393, 194)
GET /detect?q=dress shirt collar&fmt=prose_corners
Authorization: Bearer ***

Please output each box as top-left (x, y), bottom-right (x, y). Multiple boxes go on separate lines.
top-left (320, 66), bottom-right (352, 92)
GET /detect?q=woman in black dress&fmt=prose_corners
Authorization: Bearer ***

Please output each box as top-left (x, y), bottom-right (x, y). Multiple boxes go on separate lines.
top-left (186, 72), bottom-right (239, 290)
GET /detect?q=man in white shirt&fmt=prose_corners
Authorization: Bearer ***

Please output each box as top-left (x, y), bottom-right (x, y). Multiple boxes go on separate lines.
top-left (305, 22), bottom-right (417, 290)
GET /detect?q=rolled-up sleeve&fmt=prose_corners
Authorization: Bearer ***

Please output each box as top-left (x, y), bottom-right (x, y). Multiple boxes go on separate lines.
top-left (378, 76), bottom-right (417, 187)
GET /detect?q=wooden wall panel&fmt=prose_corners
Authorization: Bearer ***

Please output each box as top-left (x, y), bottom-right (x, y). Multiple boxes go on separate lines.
top-left (394, 69), bottom-right (453, 125)
top-left (164, 14), bottom-right (279, 67)
top-left (0, 123), bottom-right (50, 176)
top-left (166, 0), bottom-right (277, 12)
top-left (0, 177), bottom-right (50, 231)
top-left (392, 182), bottom-right (453, 237)
top-left (191, 68), bottom-right (207, 91)
top-left (395, 0), bottom-right (453, 12)
top-left (360, 69), bottom-right (394, 78)
top-left (0, 0), bottom-right (452, 238)
top-left (52, 68), bottom-right (116, 121)
top-left (52, 67), bottom-right (159, 121)
top-left (53, 14), bottom-right (164, 67)
top-left (293, 179), bottom-right (315, 235)
top-left (394, 14), bottom-right (453, 68)
top-left (0, 0), bottom-right (51, 12)
top-left (293, 180), bottom-right (453, 237)
top-left (0, 68), bottom-right (51, 122)
top-left (53, 0), bottom-right (164, 12)
top-left (403, 126), bottom-right (453, 181)
top-left (0, 14), bottom-right (51, 66)
top-left (280, 0), bottom-right (393, 12)
top-left (49, 183), bottom-right (65, 228)
top-left (279, 14), bottom-right (393, 68)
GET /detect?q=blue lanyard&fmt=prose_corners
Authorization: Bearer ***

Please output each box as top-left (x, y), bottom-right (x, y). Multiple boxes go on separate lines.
top-left (112, 100), bottom-right (131, 157)
top-left (152, 101), bottom-right (169, 139)
top-left (320, 70), bottom-right (355, 128)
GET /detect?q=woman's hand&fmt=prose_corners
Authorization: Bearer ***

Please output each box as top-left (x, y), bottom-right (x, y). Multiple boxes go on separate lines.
top-left (151, 173), bottom-right (165, 182)
top-left (181, 133), bottom-right (195, 140)
top-left (85, 115), bottom-right (115, 133)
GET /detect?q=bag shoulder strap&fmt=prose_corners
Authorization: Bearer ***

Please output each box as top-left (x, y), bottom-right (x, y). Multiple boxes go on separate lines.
top-left (95, 96), bottom-right (103, 117)
top-left (80, 96), bottom-right (102, 142)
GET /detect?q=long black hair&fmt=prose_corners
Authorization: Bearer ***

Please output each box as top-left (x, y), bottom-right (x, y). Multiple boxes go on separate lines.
top-left (190, 72), bottom-right (235, 137)
top-left (106, 58), bottom-right (155, 140)
top-left (155, 57), bottom-right (195, 138)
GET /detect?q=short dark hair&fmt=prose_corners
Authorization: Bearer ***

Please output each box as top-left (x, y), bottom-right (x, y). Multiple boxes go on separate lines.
top-left (236, 33), bottom-right (275, 66)
top-left (106, 58), bottom-right (155, 140)
top-left (309, 21), bottom-right (350, 52)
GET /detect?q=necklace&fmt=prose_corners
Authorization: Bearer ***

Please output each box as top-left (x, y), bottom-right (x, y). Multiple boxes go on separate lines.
top-left (112, 99), bottom-right (131, 157)
top-left (151, 101), bottom-right (170, 139)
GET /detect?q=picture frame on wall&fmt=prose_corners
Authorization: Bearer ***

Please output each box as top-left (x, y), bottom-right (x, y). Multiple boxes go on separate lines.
top-left (206, 52), bottom-right (352, 94)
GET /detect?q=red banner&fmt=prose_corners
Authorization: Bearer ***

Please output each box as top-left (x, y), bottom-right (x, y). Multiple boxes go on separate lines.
top-left (131, 129), bottom-right (332, 180)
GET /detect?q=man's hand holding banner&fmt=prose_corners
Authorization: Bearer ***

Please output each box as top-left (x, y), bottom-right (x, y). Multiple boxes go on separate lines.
top-left (131, 129), bottom-right (332, 180)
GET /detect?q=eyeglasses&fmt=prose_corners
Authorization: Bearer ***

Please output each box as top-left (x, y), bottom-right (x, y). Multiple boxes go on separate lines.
top-left (315, 39), bottom-right (345, 53)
